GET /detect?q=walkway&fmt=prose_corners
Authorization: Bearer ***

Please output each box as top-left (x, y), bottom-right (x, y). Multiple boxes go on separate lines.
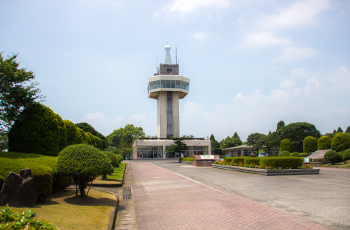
top-left (130, 161), bottom-right (329, 230)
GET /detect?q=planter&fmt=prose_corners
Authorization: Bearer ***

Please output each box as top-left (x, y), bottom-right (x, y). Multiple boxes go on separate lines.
top-left (212, 164), bottom-right (320, 176)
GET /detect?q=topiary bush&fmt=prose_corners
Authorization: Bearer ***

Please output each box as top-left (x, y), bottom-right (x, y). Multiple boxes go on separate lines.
top-left (232, 157), bottom-right (247, 164)
top-left (56, 114), bottom-right (67, 152)
top-left (115, 154), bottom-right (123, 163)
top-left (57, 144), bottom-right (113, 197)
top-left (103, 151), bottom-right (119, 167)
top-left (290, 152), bottom-right (302, 157)
top-left (260, 157), bottom-right (303, 169)
top-left (343, 148), bottom-right (350, 161)
top-left (303, 136), bottom-right (317, 153)
top-left (324, 150), bottom-right (341, 165)
top-left (331, 133), bottom-right (350, 152)
top-left (8, 103), bottom-right (60, 156)
top-left (75, 127), bottom-right (85, 144)
top-left (279, 150), bottom-right (290, 156)
top-left (244, 158), bottom-right (260, 166)
top-left (280, 139), bottom-right (292, 152)
top-left (63, 119), bottom-right (77, 146)
top-left (318, 136), bottom-right (332, 150)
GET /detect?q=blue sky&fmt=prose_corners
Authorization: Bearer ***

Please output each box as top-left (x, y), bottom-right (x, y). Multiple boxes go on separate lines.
top-left (1, 0), bottom-right (350, 141)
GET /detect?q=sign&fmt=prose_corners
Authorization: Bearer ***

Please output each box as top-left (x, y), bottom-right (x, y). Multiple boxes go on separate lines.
top-left (200, 155), bottom-right (215, 159)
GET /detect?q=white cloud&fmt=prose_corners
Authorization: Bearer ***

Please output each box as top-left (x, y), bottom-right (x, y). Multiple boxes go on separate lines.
top-left (244, 32), bottom-right (291, 48)
top-left (234, 93), bottom-right (244, 99)
top-left (192, 32), bottom-right (210, 40)
top-left (279, 46), bottom-right (320, 61)
top-left (162, 0), bottom-right (230, 14)
top-left (258, 0), bottom-right (331, 30)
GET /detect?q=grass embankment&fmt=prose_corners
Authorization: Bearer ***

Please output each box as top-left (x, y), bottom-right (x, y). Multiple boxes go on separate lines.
top-left (319, 160), bottom-right (350, 168)
top-left (93, 163), bottom-right (125, 184)
top-left (8, 189), bottom-right (115, 230)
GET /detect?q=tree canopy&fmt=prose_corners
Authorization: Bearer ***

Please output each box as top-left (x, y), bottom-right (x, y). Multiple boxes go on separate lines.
top-left (0, 53), bottom-right (43, 133)
top-left (168, 137), bottom-right (188, 158)
top-left (210, 134), bottom-right (220, 149)
top-left (219, 132), bottom-right (242, 149)
top-left (106, 124), bottom-right (144, 148)
top-left (246, 133), bottom-right (263, 154)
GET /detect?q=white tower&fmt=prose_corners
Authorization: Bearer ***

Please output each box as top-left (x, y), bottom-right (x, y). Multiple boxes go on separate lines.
top-left (147, 45), bottom-right (190, 138)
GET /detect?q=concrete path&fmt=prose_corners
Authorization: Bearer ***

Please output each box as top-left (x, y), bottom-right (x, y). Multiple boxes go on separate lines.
top-left (130, 161), bottom-right (331, 230)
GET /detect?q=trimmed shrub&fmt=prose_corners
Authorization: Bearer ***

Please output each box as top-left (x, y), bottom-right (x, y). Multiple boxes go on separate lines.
top-left (63, 119), bottom-right (77, 146)
top-left (56, 114), bottom-right (67, 152)
top-left (280, 139), bottom-right (291, 152)
top-left (332, 133), bottom-right (350, 152)
top-left (324, 150), bottom-right (341, 165)
top-left (115, 154), bottom-right (123, 163)
top-left (93, 135), bottom-right (102, 149)
top-left (232, 157), bottom-right (246, 164)
top-left (303, 136), bottom-right (317, 153)
top-left (343, 148), bottom-right (350, 161)
top-left (290, 152), bottom-right (302, 157)
top-left (223, 157), bottom-right (233, 164)
top-left (318, 136), bottom-right (331, 150)
top-left (103, 151), bottom-right (119, 167)
top-left (260, 157), bottom-right (303, 169)
top-left (244, 158), bottom-right (260, 166)
top-left (279, 150), bottom-right (290, 156)
top-left (57, 144), bottom-right (114, 196)
top-left (182, 157), bottom-right (193, 162)
top-left (0, 159), bottom-right (53, 200)
top-left (8, 103), bottom-right (60, 156)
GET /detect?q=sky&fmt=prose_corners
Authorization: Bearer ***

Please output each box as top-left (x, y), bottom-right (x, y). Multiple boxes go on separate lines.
top-left (1, 0), bottom-right (350, 142)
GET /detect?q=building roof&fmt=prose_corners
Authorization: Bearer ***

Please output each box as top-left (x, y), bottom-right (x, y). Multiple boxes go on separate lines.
top-left (222, 144), bottom-right (279, 151)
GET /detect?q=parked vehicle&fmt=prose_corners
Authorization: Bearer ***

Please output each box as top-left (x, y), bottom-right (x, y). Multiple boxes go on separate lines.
top-left (258, 152), bottom-right (268, 157)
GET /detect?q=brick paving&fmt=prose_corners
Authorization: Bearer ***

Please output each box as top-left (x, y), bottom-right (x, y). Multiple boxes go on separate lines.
top-left (130, 162), bottom-right (329, 230)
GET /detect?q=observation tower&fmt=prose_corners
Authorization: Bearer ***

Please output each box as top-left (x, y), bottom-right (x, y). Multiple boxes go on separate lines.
top-left (147, 45), bottom-right (190, 138)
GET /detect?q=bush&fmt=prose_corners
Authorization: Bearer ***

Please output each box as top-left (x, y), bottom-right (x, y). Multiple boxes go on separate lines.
top-left (303, 136), bottom-right (317, 153)
top-left (223, 157), bottom-right (233, 164)
top-left (290, 152), bottom-right (302, 157)
top-left (343, 148), bottom-right (350, 161)
top-left (64, 119), bottom-right (78, 146)
top-left (318, 136), bottom-right (332, 150)
top-left (260, 157), bottom-right (303, 169)
top-left (56, 114), bottom-right (67, 152)
top-left (0, 206), bottom-right (58, 229)
top-left (324, 150), bottom-right (341, 165)
top-left (232, 157), bottom-right (246, 164)
top-left (115, 154), bottom-right (123, 163)
top-left (279, 151), bottom-right (290, 156)
top-left (332, 133), bottom-right (350, 152)
top-left (103, 151), bottom-right (119, 167)
top-left (244, 158), bottom-right (260, 166)
top-left (75, 127), bottom-right (85, 144)
top-left (0, 158), bottom-right (53, 200)
top-left (57, 144), bottom-right (113, 196)
top-left (182, 157), bottom-right (193, 162)
top-left (8, 103), bottom-right (60, 156)
top-left (280, 139), bottom-right (291, 152)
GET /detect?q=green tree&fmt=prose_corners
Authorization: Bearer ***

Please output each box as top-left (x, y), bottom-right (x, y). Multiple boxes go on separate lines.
top-left (210, 134), bottom-right (220, 149)
top-left (57, 144), bottom-right (113, 197)
top-left (75, 122), bottom-right (106, 148)
top-left (277, 122), bottom-right (321, 152)
top-left (182, 134), bottom-right (194, 138)
top-left (56, 114), bottom-right (67, 151)
top-left (8, 103), bottom-right (60, 156)
top-left (280, 139), bottom-right (292, 152)
top-left (106, 124), bottom-right (145, 148)
top-left (246, 133), bottom-right (263, 154)
top-left (345, 126), bottom-right (350, 134)
top-left (219, 132), bottom-right (242, 149)
top-left (75, 127), bottom-right (85, 144)
top-left (64, 120), bottom-right (78, 146)
top-left (168, 137), bottom-right (189, 158)
top-left (303, 136), bottom-right (317, 153)
top-left (331, 133), bottom-right (350, 152)
top-left (276, 120), bottom-right (285, 131)
top-left (337, 127), bottom-right (343, 133)
top-left (0, 132), bottom-right (8, 151)
top-left (318, 136), bottom-right (332, 150)
top-left (0, 53), bottom-right (44, 133)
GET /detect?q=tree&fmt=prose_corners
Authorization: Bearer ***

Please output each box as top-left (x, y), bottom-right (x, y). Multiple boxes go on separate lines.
top-left (280, 139), bottom-right (292, 152)
top-left (57, 144), bottom-right (113, 197)
top-left (331, 133), bottom-right (350, 152)
top-left (182, 134), bottom-right (194, 138)
top-left (337, 127), bottom-right (343, 133)
top-left (345, 126), bottom-right (350, 134)
top-left (277, 122), bottom-right (321, 152)
top-left (258, 132), bottom-right (278, 155)
top-left (210, 134), bottom-right (220, 149)
top-left (8, 103), bottom-right (60, 156)
top-left (168, 137), bottom-right (189, 158)
top-left (276, 120), bottom-right (285, 131)
top-left (106, 124), bottom-right (145, 148)
top-left (219, 132), bottom-right (242, 149)
top-left (318, 136), bottom-right (331, 150)
top-left (64, 120), bottom-right (78, 146)
top-left (0, 53), bottom-right (43, 133)
top-left (56, 114), bottom-right (67, 151)
top-left (246, 133), bottom-right (263, 154)
top-left (75, 122), bottom-right (106, 148)
top-left (0, 132), bottom-right (8, 152)
top-left (303, 136), bottom-right (317, 153)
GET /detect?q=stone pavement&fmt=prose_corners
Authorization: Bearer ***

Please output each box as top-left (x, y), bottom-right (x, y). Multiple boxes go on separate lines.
top-left (130, 161), bottom-right (329, 230)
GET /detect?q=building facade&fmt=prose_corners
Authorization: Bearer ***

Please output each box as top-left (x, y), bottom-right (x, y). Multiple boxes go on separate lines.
top-left (132, 45), bottom-right (211, 159)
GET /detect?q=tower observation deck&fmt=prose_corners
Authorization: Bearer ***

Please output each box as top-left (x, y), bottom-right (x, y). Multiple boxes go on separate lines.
top-left (147, 45), bottom-right (190, 138)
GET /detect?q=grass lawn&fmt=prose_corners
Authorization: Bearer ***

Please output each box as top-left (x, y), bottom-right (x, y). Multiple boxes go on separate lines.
top-left (319, 160), bottom-right (350, 168)
top-left (8, 189), bottom-right (116, 230)
top-left (93, 163), bottom-right (125, 184)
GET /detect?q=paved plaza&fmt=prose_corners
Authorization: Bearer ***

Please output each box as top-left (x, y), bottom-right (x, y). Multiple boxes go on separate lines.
top-left (128, 160), bottom-right (350, 230)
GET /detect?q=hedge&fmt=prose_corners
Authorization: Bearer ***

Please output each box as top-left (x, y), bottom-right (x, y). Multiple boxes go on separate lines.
top-left (56, 114), bottom-right (67, 152)
top-left (260, 157), bottom-right (303, 169)
top-left (63, 119), bottom-right (77, 146)
top-left (279, 151), bottom-right (290, 156)
top-left (343, 148), bottom-right (350, 161)
top-left (8, 103), bottom-right (60, 156)
top-left (331, 133), bottom-right (350, 152)
top-left (324, 150), bottom-right (341, 165)
top-left (290, 152), bottom-right (303, 157)
top-left (182, 157), bottom-right (193, 162)
top-left (244, 158), bottom-right (260, 166)
top-left (0, 159), bottom-right (53, 200)
top-left (232, 157), bottom-right (247, 164)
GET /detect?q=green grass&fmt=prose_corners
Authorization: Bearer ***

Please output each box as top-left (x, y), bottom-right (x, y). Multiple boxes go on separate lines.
top-left (93, 163), bottom-right (125, 184)
top-left (319, 160), bottom-right (350, 168)
top-left (6, 189), bottom-right (116, 230)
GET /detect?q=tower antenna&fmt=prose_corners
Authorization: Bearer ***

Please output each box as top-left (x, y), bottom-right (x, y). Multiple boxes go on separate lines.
top-left (176, 46), bottom-right (178, 65)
